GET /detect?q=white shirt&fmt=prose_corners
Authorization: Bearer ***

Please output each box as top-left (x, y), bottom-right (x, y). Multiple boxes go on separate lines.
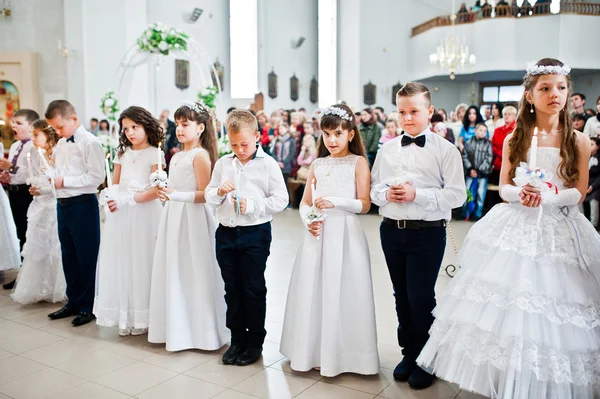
top-left (7, 139), bottom-right (39, 185)
top-left (205, 146), bottom-right (289, 227)
top-left (53, 125), bottom-right (106, 199)
top-left (370, 129), bottom-right (466, 221)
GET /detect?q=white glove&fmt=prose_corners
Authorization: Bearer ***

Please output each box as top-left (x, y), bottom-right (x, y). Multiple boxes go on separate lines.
top-left (299, 205), bottom-right (311, 227)
top-left (113, 194), bottom-right (137, 209)
top-left (324, 196), bottom-right (363, 213)
top-left (38, 186), bottom-right (52, 195)
top-left (166, 190), bottom-right (195, 203)
top-left (500, 184), bottom-right (521, 203)
top-left (542, 188), bottom-right (582, 206)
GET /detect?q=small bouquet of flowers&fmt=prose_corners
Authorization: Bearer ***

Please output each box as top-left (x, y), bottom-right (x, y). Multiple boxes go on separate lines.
top-left (513, 162), bottom-right (557, 194)
top-left (149, 170), bottom-right (169, 188)
top-left (305, 205), bottom-right (325, 241)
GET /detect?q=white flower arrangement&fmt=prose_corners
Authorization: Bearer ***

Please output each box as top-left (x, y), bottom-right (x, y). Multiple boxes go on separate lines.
top-left (100, 90), bottom-right (120, 122)
top-left (218, 133), bottom-right (232, 158)
top-left (320, 106), bottom-right (353, 121)
top-left (149, 170), bottom-right (169, 188)
top-left (136, 22), bottom-right (189, 56)
top-left (526, 63), bottom-right (571, 76)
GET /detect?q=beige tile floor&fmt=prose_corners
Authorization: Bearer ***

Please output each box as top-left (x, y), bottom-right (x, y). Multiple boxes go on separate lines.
top-left (0, 210), bottom-right (487, 399)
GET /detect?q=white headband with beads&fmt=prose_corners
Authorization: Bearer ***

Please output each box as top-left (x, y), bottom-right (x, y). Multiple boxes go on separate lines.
top-left (526, 63), bottom-right (571, 76)
top-left (320, 106), bottom-right (353, 122)
top-left (181, 101), bottom-right (205, 114)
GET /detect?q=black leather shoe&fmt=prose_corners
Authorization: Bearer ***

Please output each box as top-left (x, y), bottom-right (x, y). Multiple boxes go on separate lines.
top-left (236, 347), bottom-right (262, 366)
top-left (408, 366), bottom-right (435, 390)
top-left (222, 345), bottom-right (246, 365)
top-left (48, 306), bottom-right (77, 320)
top-left (393, 357), bottom-right (417, 381)
top-left (71, 312), bottom-right (95, 327)
top-left (2, 279), bottom-right (15, 290)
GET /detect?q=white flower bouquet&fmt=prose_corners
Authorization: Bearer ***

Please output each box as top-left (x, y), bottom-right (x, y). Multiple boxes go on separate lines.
top-left (136, 22), bottom-right (189, 56)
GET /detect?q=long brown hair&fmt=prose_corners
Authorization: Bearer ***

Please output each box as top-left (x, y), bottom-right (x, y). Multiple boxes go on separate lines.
top-left (508, 58), bottom-right (578, 187)
top-left (318, 104), bottom-right (366, 159)
top-left (117, 106), bottom-right (165, 158)
top-left (32, 119), bottom-right (60, 154)
top-left (174, 102), bottom-right (219, 168)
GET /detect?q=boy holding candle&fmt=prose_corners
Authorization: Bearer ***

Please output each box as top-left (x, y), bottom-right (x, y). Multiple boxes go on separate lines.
top-left (45, 100), bottom-right (105, 327)
top-left (0, 109), bottom-right (40, 290)
top-left (205, 110), bottom-right (288, 366)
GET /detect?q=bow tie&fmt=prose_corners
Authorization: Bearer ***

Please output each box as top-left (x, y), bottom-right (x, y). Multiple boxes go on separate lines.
top-left (401, 135), bottom-right (426, 148)
top-left (67, 135), bottom-right (75, 143)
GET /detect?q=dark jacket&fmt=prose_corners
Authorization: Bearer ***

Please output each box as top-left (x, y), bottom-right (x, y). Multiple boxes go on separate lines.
top-left (271, 133), bottom-right (296, 175)
top-left (463, 136), bottom-right (494, 177)
top-left (360, 123), bottom-right (382, 154)
top-left (587, 152), bottom-right (600, 201)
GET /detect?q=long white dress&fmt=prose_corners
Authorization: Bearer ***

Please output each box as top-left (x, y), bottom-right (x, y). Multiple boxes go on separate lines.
top-left (0, 143), bottom-right (20, 271)
top-left (94, 147), bottom-right (163, 330)
top-left (280, 154), bottom-right (380, 377)
top-left (11, 161), bottom-right (66, 304)
top-left (148, 148), bottom-right (228, 352)
top-left (418, 147), bottom-right (600, 399)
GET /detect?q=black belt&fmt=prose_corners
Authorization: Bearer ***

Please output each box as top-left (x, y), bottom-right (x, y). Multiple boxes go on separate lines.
top-left (382, 217), bottom-right (446, 230)
top-left (57, 193), bottom-right (96, 206)
top-left (8, 184), bottom-right (30, 192)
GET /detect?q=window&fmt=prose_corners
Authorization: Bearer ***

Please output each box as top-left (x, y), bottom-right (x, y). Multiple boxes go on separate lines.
top-left (479, 81), bottom-right (523, 107)
top-left (230, 0), bottom-right (258, 99)
top-left (318, 0), bottom-right (337, 107)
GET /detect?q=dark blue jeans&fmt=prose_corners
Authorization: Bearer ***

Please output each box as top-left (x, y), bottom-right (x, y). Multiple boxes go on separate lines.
top-left (215, 222), bottom-right (272, 348)
top-left (380, 222), bottom-right (446, 359)
top-left (56, 194), bottom-right (101, 313)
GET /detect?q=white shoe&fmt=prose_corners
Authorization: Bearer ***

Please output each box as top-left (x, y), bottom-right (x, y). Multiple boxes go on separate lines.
top-left (118, 328), bottom-right (131, 336)
top-left (131, 328), bottom-right (148, 336)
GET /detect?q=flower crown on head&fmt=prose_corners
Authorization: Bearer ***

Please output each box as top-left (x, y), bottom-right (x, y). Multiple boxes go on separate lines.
top-left (320, 106), bottom-right (353, 122)
top-left (181, 101), bottom-right (205, 114)
top-left (526, 63), bottom-right (571, 76)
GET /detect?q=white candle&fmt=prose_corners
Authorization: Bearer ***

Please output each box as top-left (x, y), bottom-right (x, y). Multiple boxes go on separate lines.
top-left (26, 152), bottom-right (33, 179)
top-left (37, 147), bottom-right (51, 170)
top-left (311, 178), bottom-right (317, 206)
top-left (530, 127), bottom-right (538, 170)
top-left (105, 153), bottom-right (112, 188)
top-left (157, 142), bottom-right (162, 170)
top-left (232, 158), bottom-right (240, 193)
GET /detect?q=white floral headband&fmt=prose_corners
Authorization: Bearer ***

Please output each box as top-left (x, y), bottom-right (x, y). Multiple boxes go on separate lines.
top-left (181, 101), bottom-right (205, 114)
top-left (320, 106), bottom-right (353, 122)
top-left (526, 63), bottom-right (571, 76)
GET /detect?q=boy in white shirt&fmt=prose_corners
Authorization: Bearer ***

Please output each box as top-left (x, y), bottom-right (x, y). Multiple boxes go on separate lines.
top-left (45, 100), bottom-right (105, 327)
top-left (371, 83), bottom-right (466, 389)
top-left (205, 110), bottom-right (288, 366)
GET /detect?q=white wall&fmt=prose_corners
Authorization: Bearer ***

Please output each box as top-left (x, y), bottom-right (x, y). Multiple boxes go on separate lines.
top-left (0, 0), bottom-right (67, 114)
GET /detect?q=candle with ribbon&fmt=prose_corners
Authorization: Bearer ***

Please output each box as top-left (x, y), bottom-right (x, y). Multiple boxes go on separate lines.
top-left (157, 142), bottom-right (162, 170)
top-left (26, 152), bottom-right (33, 180)
top-left (231, 158), bottom-right (241, 215)
top-left (105, 153), bottom-right (112, 188)
top-left (311, 178), bottom-right (317, 205)
top-left (530, 127), bottom-right (538, 171)
top-left (37, 147), bottom-right (51, 171)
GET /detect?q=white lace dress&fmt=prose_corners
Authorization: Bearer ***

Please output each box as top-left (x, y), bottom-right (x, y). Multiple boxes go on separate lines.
top-left (418, 148), bottom-right (600, 399)
top-left (11, 164), bottom-right (66, 304)
top-left (94, 147), bottom-right (163, 330)
top-left (0, 142), bottom-right (20, 271)
top-left (280, 154), bottom-right (380, 377)
top-left (148, 148), bottom-right (228, 351)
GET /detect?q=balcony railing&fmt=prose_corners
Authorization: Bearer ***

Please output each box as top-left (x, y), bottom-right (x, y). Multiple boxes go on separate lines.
top-left (411, 2), bottom-right (600, 37)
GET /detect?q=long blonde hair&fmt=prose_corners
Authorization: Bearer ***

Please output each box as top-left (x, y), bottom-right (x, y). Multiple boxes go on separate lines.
top-left (508, 58), bottom-right (578, 187)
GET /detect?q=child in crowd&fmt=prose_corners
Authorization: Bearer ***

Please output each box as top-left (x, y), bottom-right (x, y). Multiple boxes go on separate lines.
top-left (205, 110), bottom-right (288, 366)
top-left (271, 122), bottom-right (296, 185)
top-left (378, 117), bottom-right (401, 150)
top-left (296, 134), bottom-right (317, 183)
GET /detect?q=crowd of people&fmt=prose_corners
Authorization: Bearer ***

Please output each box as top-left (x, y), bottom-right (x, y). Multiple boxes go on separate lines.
top-left (0, 57), bottom-right (599, 398)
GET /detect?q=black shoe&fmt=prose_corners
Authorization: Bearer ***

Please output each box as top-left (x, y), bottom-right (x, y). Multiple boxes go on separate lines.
top-left (222, 345), bottom-right (246, 365)
top-left (408, 366), bottom-right (435, 390)
top-left (235, 347), bottom-right (262, 366)
top-left (2, 279), bottom-right (15, 290)
top-left (71, 312), bottom-right (95, 327)
top-left (393, 357), bottom-right (417, 381)
top-left (48, 306), bottom-right (77, 320)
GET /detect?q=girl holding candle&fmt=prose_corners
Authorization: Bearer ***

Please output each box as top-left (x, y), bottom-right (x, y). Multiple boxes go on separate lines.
top-left (418, 58), bottom-right (600, 399)
top-left (12, 120), bottom-right (66, 304)
top-left (280, 104), bottom-right (379, 377)
top-left (93, 106), bottom-right (165, 336)
top-left (148, 101), bottom-right (227, 352)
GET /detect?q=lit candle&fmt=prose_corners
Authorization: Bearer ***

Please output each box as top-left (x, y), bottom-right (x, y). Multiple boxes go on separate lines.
top-left (26, 152), bottom-right (33, 180)
top-left (37, 147), bottom-right (51, 170)
top-left (105, 153), bottom-right (112, 188)
top-left (530, 127), bottom-right (538, 171)
top-left (311, 178), bottom-right (317, 206)
top-left (157, 142), bottom-right (162, 170)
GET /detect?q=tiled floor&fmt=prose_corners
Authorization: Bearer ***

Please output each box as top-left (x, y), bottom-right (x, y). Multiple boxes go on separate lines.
top-left (0, 210), bottom-right (487, 399)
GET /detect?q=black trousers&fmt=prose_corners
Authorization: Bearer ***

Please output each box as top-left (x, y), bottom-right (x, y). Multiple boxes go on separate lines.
top-left (215, 222), bottom-right (272, 348)
top-left (7, 186), bottom-right (33, 253)
top-left (57, 194), bottom-right (101, 313)
top-left (380, 222), bottom-right (446, 359)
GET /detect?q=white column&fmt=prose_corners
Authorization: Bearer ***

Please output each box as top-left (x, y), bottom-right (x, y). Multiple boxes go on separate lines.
top-left (336, 0), bottom-right (360, 107)
top-left (230, 0), bottom-right (258, 102)
top-left (318, 0), bottom-right (337, 108)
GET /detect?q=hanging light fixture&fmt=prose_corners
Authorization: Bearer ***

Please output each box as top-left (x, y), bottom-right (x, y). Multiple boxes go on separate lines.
top-left (429, 1), bottom-right (476, 80)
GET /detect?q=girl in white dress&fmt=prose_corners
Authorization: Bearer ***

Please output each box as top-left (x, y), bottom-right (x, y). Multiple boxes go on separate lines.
top-left (94, 106), bottom-right (165, 336)
top-left (418, 59), bottom-right (600, 398)
top-left (280, 104), bottom-right (379, 377)
top-left (148, 101), bottom-right (228, 352)
top-left (12, 121), bottom-right (66, 304)
top-left (0, 142), bottom-right (20, 272)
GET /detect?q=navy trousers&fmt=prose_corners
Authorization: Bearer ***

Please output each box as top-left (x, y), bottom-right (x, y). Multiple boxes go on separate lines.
top-left (56, 194), bottom-right (100, 313)
top-left (380, 222), bottom-right (446, 359)
top-left (215, 222), bottom-right (272, 348)
top-left (8, 187), bottom-right (33, 253)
